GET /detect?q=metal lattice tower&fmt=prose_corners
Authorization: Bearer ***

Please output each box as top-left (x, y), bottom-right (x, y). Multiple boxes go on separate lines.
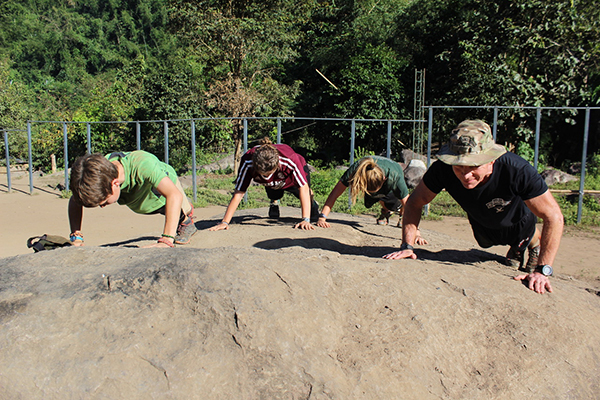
top-left (413, 69), bottom-right (426, 155)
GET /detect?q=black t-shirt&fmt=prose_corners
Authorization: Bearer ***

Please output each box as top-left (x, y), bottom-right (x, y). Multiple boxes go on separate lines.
top-left (423, 152), bottom-right (548, 229)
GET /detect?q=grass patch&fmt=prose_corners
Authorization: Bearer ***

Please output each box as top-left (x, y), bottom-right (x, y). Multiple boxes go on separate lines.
top-left (189, 188), bottom-right (231, 208)
top-left (554, 192), bottom-right (600, 226)
top-left (202, 175), bottom-right (236, 190)
top-left (426, 190), bottom-right (467, 219)
top-left (187, 167), bottom-right (600, 227)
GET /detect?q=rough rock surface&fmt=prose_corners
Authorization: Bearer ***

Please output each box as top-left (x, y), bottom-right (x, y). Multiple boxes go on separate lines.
top-left (540, 168), bottom-right (578, 186)
top-left (403, 159), bottom-right (427, 188)
top-left (1, 210), bottom-right (599, 399)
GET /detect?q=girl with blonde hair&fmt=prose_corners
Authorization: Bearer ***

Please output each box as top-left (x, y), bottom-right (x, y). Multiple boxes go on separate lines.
top-left (317, 156), bottom-right (425, 243)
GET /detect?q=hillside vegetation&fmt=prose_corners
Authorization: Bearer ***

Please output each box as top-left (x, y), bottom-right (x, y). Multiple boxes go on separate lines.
top-left (1, 0), bottom-right (599, 174)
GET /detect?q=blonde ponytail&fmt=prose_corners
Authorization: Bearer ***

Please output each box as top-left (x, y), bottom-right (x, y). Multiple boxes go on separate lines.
top-left (348, 157), bottom-right (385, 204)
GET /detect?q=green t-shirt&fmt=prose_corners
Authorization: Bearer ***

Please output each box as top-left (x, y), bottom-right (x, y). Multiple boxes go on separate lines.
top-left (106, 151), bottom-right (178, 214)
top-left (341, 155), bottom-right (409, 200)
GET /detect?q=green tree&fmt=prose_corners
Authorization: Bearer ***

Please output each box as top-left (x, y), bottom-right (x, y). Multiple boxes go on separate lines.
top-left (288, 0), bottom-right (412, 162)
top-left (0, 58), bottom-right (30, 161)
top-left (168, 0), bottom-right (311, 172)
top-left (392, 0), bottom-right (600, 162)
top-left (0, 0), bottom-right (179, 121)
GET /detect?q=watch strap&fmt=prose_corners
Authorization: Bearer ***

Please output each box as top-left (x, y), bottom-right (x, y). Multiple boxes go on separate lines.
top-left (400, 242), bottom-right (414, 251)
top-left (535, 264), bottom-right (553, 276)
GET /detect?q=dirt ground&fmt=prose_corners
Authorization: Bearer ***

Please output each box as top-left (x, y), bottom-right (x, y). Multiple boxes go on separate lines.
top-left (1, 170), bottom-right (599, 291)
top-left (2, 171), bottom-right (600, 399)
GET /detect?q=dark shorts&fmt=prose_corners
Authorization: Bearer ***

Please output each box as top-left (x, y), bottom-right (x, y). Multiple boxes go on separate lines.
top-left (469, 212), bottom-right (537, 252)
top-left (265, 165), bottom-right (311, 201)
top-left (365, 191), bottom-right (403, 212)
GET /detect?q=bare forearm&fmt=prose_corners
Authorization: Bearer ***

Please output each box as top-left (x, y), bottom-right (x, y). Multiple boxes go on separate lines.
top-left (321, 181), bottom-right (347, 217)
top-left (525, 191), bottom-right (564, 267)
top-left (401, 202), bottom-right (422, 245)
top-left (538, 215), bottom-right (564, 266)
top-left (163, 192), bottom-right (183, 237)
top-left (299, 185), bottom-right (311, 219)
top-left (222, 191), bottom-right (244, 223)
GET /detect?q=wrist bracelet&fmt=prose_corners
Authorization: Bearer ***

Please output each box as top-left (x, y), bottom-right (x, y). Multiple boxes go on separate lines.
top-left (69, 232), bottom-right (84, 242)
top-left (319, 213), bottom-right (327, 219)
top-left (302, 217), bottom-right (311, 223)
top-left (221, 220), bottom-right (229, 226)
top-left (157, 237), bottom-right (175, 248)
top-left (161, 234), bottom-right (175, 239)
top-left (400, 242), bottom-right (414, 251)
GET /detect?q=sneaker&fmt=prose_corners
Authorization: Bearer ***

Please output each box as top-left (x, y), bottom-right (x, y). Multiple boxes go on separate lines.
top-left (505, 246), bottom-right (524, 268)
top-left (175, 215), bottom-right (197, 244)
top-left (377, 210), bottom-right (393, 226)
top-left (521, 245), bottom-right (540, 273)
top-left (268, 200), bottom-right (280, 219)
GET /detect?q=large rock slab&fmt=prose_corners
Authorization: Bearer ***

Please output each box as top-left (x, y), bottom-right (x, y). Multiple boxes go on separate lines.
top-left (1, 211), bottom-right (599, 399)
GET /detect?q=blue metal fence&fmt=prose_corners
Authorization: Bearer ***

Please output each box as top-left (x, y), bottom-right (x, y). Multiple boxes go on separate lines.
top-left (5, 116), bottom-right (423, 202)
top-left (425, 106), bottom-right (600, 223)
top-left (3, 108), bottom-right (599, 223)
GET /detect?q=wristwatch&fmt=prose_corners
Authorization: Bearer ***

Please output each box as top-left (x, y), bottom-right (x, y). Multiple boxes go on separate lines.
top-left (535, 264), bottom-right (553, 276)
top-left (400, 242), bottom-right (414, 251)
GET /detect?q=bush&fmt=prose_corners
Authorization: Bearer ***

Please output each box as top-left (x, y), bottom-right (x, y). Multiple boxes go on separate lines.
top-left (189, 164), bottom-right (600, 227)
top-left (310, 169), bottom-right (345, 197)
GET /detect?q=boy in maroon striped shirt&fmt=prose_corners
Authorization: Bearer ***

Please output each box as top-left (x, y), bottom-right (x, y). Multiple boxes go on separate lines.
top-left (209, 138), bottom-right (319, 231)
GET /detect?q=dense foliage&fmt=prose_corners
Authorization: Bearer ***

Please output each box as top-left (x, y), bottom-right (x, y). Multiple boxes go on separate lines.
top-left (1, 0), bottom-right (599, 172)
top-left (392, 0), bottom-right (600, 166)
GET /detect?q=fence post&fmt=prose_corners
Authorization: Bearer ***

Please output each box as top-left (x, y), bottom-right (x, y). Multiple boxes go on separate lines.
top-left (86, 123), bottom-right (92, 154)
top-left (348, 119), bottom-right (356, 209)
top-left (492, 107), bottom-right (498, 141)
top-left (63, 122), bottom-right (69, 191)
top-left (534, 108), bottom-right (541, 171)
top-left (426, 108), bottom-right (433, 168)
top-left (3, 130), bottom-right (11, 192)
top-left (424, 107), bottom-right (434, 216)
top-left (164, 121), bottom-right (169, 164)
top-left (243, 118), bottom-right (248, 204)
top-left (277, 118), bottom-right (282, 144)
top-left (577, 108), bottom-right (591, 224)
top-left (27, 121), bottom-right (33, 194)
top-left (136, 122), bottom-right (141, 150)
top-left (243, 119), bottom-right (248, 152)
top-left (191, 120), bottom-right (197, 203)
top-left (386, 120), bottom-right (392, 158)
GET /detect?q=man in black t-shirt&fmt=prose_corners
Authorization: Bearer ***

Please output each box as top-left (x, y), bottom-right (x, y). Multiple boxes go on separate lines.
top-left (384, 120), bottom-right (564, 294)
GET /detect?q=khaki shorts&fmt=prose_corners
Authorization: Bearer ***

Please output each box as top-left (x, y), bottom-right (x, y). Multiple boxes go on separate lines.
top-left (174, 177), bottom-right (193, 216)
top-left (150, 177), bottom-right (193, 220)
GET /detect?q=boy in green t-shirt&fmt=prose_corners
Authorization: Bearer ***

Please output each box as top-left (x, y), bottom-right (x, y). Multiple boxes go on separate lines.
top-left (68, 151), bottom-right (197, 248)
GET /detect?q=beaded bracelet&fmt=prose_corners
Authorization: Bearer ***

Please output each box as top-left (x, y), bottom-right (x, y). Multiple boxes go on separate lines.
top-left (157, 237), bottom-right (175, 248)
top-left (161, 234), bottom-right (176, 240)
top-left (69, 232), bottom-right (84, 242)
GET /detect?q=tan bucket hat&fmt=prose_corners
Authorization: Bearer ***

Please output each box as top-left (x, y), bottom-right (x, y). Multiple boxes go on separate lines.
top-left (437, 120), bottom-right (506, 166)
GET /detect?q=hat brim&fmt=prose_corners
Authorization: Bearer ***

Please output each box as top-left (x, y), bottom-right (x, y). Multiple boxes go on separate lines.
top-left (437, 143), bottom-right (507, 166)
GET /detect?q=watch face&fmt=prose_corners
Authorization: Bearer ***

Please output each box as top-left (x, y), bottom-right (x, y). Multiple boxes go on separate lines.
top-left (542, 265), bottom-right (553, 276)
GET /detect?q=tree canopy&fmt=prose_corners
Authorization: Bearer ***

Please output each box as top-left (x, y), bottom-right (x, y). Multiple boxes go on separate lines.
top-left (1, 0), bottom-right (599, 170)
